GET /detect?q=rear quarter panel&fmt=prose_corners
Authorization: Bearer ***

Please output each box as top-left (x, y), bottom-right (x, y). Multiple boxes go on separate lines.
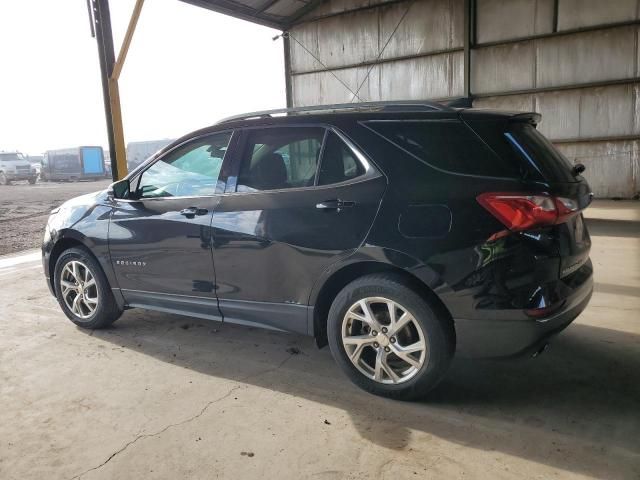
top-left (342, 120), bottom-right (565, 320)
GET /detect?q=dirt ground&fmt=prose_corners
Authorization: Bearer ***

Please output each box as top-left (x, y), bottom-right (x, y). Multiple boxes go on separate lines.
top-left (0, 179), bottom-right (112, 255)
top-left (0, 202), bottom-right (638, 479)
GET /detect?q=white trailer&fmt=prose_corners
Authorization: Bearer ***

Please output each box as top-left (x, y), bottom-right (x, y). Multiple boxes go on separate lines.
top-left (126, 139), bottom-right (174, 171)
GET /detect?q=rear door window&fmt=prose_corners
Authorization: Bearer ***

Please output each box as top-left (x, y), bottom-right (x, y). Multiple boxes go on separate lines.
top-left (364, 120), bottom-right (522, 178)
top-left (237, 127), bottom-right (324, 192)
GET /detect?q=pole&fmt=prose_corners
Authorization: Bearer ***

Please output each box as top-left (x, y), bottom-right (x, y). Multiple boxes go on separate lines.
top-left (92, 0), bottom-right (120, 181)
top-left (91, 0), bottom-right (132, 181)
top-left (283, 33), bottom-right (293, 108)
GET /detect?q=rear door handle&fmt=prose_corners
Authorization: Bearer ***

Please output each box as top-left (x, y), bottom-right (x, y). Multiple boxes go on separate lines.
top-left (180, 207), bottom-right (208, 218)
top-left (315, 199), bottom-right (355, 211)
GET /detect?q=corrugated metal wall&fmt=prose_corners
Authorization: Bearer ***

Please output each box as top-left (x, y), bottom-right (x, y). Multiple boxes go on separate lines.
top-left (287, 0), bottom-right (640, 198)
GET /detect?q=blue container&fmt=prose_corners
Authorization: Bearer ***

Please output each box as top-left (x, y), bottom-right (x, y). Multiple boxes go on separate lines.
top-left (81, 147), bottom-right (105, 176)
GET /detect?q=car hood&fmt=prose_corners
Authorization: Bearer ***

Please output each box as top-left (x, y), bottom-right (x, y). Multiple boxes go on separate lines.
top-left (57, 189), bottom-right (109, 210)
top-left (49, 189), bottom-right (110, 230)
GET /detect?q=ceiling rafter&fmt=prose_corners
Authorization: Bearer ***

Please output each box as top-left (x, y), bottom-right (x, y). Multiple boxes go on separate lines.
top-left (178, 0), bottom-right (322, 30)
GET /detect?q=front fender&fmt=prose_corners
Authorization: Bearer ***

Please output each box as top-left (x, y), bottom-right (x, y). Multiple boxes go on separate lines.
top-left (43, 198), bottom-right (119, 305)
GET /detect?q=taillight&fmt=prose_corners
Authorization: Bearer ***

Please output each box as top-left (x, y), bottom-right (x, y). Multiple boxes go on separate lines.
top-left (477, 192), bottom-right (579, 232)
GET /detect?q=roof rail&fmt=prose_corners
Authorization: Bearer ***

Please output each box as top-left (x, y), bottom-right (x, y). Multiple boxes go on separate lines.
top-left (216, 100), bottom-right (451, 124)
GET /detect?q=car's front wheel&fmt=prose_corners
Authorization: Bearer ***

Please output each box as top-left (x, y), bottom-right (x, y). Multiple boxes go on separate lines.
top-left (53, 247), bottom-right (122, 329)
top-left (327, 273), bottom-right (454, 400)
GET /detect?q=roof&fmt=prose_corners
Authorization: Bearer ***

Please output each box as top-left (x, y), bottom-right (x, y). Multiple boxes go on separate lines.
top-left (178, 0), bottom-right (323, 30)
top-left (216, 101), bottom-right (453, 124)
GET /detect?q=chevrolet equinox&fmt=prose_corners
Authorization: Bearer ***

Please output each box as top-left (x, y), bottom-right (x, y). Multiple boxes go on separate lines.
top-left (42, 101), bottom-right (593, 399)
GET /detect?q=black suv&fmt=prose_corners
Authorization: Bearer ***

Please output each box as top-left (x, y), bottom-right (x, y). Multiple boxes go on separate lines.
top-left (42, 101), bottom-right (593, 399)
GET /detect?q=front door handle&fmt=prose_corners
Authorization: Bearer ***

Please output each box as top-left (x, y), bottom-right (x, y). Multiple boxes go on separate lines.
top-left (315, 199), bottom-right (355, 211)
top-left (180, 207), bottom-right (208, 219)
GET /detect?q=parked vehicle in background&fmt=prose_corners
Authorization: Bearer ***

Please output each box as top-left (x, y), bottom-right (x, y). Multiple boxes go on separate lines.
top-left (42, 102), bottom-right (594, 400)
top-left (41, 146), bottom-right (105, 182)
top-left (103, 150), bottom-right (112, 178)
top-left (27, 155), bottom-right (43, 179)
top-left (127, 139), bottom-right (174, 171)
top-left (0, 151), bottom-right (38, 185)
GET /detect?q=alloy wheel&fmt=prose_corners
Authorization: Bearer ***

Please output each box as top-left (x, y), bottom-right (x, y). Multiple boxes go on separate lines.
top-left (59, 260), bottom-right (99, 320)
top-left (341, 297), bottom-right (427, 384)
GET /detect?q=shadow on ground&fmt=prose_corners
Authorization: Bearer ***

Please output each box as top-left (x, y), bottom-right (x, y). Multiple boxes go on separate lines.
top-left (85, 312), bottom-right (640, 479)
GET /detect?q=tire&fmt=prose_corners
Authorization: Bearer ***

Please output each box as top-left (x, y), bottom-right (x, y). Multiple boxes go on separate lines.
top-left (0, 172), bottom-right (10, 185)
top-left (53, 247), bottom-right (122, 329)
top-left (28, 177), bottom-right (37, 185)
top-left (327, 273), bottom-right (454, 400)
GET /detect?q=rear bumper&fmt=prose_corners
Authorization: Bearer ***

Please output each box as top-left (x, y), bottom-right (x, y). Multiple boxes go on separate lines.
top-left (454, 268), bottom-right (593, 358)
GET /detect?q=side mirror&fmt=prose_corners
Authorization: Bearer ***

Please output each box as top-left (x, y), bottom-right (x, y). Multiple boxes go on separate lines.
top-left (108, 179), bottom-right (130, 200)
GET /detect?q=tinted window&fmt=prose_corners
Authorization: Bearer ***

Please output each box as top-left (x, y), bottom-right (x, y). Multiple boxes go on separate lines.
top-left (237, 127), bottom-right (324, 192)
top-left (506, 122), bottom-right (576, 182)
top-left (136, 132), bottom-right (231, 198)
top-left (366, 120), bottom-right (521, 178)
top-left (317, 132), bottom-right (365, 185)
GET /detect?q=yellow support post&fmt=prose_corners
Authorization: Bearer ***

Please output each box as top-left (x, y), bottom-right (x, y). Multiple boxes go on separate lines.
top-left (112, 0), bottom-right (145, 82)
top-left (107, 78), bottom-right (128, 181)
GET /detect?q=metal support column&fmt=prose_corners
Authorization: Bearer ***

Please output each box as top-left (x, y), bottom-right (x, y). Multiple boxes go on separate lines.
top-left (283, 33), bottom-right (293, 108)
top-left (90, 0), bottom-right (144, 181)
top-left (91, 0), bottom-right (120, 181)
top-left (463, 0), bottom-right (475, 103)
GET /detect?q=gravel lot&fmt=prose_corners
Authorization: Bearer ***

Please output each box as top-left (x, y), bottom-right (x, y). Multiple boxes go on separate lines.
top-left (0, 179), bottom-right (112, 255)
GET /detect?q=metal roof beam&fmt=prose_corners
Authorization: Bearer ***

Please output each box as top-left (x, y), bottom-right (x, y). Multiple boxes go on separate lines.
top-left (178, 0), bottom-right (285, 29)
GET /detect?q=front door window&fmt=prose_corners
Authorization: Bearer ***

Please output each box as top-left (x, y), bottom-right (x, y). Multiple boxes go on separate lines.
top-left (135, 132), bottom-right (232, 198)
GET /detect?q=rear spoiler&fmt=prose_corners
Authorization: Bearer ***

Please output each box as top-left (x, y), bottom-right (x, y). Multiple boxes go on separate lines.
top-left (457, 109), bottom-right (542, 126)
top-left (510, 112), bottom-right (542, 125)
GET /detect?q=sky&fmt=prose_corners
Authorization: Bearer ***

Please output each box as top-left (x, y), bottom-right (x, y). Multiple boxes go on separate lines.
top-left (0, 0), bottom-right (285, 154)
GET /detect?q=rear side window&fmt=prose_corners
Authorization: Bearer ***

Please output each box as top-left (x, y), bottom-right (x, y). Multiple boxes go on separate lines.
top-left (317, 132), bottom-right (365, 185)
top-left (365, 120), bottom-right (521, 178)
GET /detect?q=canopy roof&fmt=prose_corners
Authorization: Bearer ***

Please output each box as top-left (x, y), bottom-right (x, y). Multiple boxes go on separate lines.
top-left (179, 0), bottom-right (322, 29)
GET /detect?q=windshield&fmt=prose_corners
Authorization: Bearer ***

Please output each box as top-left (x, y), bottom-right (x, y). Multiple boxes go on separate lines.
top-left (0, 153), bottom-right (26, 162)
top-left (467, 120), bottom-right (578, 183)
top-left (506, 123), bottom-right (576, 183)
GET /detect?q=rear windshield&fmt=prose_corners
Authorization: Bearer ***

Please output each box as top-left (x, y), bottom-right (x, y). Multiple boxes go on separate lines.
top-left (469, 121), bottom-right (577, 183)
top-left (364, 120), bottom-right (522, 178)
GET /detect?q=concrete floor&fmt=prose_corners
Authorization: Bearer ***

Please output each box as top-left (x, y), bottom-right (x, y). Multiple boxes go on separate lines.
top-left (0, 201), bottom-right (638, 479)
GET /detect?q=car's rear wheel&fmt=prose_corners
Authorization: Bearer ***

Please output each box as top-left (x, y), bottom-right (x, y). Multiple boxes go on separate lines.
top-left (327, 273), bottom-right (454, 400)
top-left (53, 247), bottom-right (122, 329)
